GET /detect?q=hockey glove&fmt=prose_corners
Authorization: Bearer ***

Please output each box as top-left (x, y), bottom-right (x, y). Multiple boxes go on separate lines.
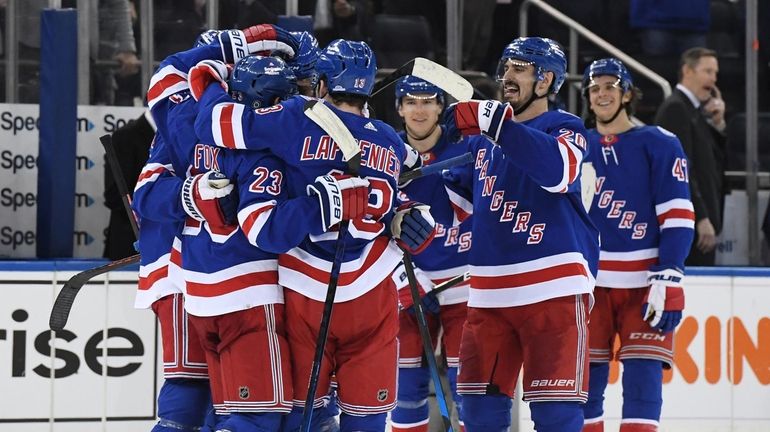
top-left (188, 59), bottom-right (230, 101)
top-left (307, 174), bottom-right (370, 231)
top-left (394, 263), bottom-right (441, 315)
top-left (444, 100), bottom-right (513, 143)
top-left (399, 145), bottom-right (423, 188)
top-left (392, 202), bottom-right (436, 254)
top-left (181, 171), bottom-right (238, 228)
top-left (216, 25), bottom-right (298, 63)
top-left (642, 266), bottom-right (685, 333)
top-left (194, 29), bottom-right (220, 47)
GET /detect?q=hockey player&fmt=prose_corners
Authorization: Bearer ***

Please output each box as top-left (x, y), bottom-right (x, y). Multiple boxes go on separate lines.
top-left (191, 39), bottom-right (436, 432)
top-left (580, 58), bottom-right (695, 432)
top-left (135, 26), bottom-right (301, 432)
top-left (442, 37), bottom-right (600, 432)
top-left (389, 75), bottom-right (471, 432)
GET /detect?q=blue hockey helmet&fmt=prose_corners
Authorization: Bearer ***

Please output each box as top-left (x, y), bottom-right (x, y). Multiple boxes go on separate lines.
top-left (289, 31), bottom-right (320, 85)
top-left (228, 55), bottom-right (298, 109)
top-left (496, 37), bottom-right (567, 94)
top-left (582, 58), bottom-right (634, 95)
top-left (194, 29), bottom-right (220, 48)
top-left (315, 39), bottom-right (377, 96)
top-left (395, 75), bottom-right (445, 107)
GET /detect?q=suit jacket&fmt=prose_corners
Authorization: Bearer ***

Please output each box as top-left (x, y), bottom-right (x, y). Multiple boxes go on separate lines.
top-left (654, 88), bottom-right (727, 234)
top-left (103, 113), bottom-right (154, 260)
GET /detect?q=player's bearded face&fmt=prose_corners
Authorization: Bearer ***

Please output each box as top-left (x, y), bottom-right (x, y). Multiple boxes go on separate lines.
top-left (399, 95), bottom-right (442, 138)
top-left (500, 60), bottom-right (537, 109)
top-left (588, 75), bottom-right (626, 122)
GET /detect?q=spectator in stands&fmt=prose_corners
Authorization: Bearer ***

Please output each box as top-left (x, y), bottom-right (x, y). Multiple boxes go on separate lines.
top-left (630, 0), bottom-right (710, 56)
top-left (17, 0), bottom-right (139, 104)
top-left (103, 110), bottom-right (154, 260)
top-left (655, 47), bottom-right (727, 266)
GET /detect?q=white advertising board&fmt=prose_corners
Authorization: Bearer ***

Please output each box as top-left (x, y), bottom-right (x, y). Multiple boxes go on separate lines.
top-left (0, 104), bottom-right (145, 259)
top-left (0, 268), bottom-right (158, 431)
top-left (517, 272), bottom-right (770, 432)
top-left (0, 265), bottom-right (767, 431)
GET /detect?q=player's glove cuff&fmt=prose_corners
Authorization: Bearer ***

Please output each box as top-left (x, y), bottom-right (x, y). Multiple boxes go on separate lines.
top-left (392, 202), bottom-right (436, 254)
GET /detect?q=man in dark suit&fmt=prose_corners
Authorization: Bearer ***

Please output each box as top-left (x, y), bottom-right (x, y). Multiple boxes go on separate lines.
top-left (655, 47), bottom-right (727, 266)
top-left (103, 110), bottom-right (155, 260)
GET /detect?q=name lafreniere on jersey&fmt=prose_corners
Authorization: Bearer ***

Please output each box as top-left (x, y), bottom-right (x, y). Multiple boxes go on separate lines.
top-left (299, 135), bottom-right (400, 179)
top-left (593, 176), bottom-right (647, 239)
top-left (475, 148), bottom-right (546, 245)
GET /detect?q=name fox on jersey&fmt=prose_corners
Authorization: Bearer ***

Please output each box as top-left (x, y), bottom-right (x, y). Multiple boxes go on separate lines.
top-left (193, 144), bottom-right (221, 171)
top-left (300, 135), bottom-right (400, 179)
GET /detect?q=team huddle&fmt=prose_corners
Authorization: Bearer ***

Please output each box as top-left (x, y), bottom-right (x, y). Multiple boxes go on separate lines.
top-left (131, 23), bottom-right (695, 432)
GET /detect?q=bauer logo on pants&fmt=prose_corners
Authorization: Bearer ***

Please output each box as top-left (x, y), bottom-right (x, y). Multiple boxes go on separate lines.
top-left (239, 386), bottom-right (250, 399)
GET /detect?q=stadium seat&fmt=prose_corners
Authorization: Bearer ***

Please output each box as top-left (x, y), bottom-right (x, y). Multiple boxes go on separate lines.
top-left (370, 14), bottom-right (435, 69)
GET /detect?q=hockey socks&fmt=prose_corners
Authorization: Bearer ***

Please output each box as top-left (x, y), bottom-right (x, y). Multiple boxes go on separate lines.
top-left (152, 378), bottom-right (212, 432)
top-left (530, 401), bottom-right (584, 432)
top-left (583, 362), bottom-right (610, 427)
top-left (391, 367), bottom-right (431, 432)
top-left (461, 394), bottom-right (511, 432)
top-left (621, 359), bottom-right (663, 429)
top-left (217, 412), bottom-right (282, 431)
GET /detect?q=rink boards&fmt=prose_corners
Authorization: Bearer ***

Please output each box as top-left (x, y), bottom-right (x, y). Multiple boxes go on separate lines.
top-left (0, 262), bottom-right (768, 432)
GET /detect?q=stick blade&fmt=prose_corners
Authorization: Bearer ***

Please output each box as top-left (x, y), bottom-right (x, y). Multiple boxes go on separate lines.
top-left (49, 281), bottom-right (83, 331)
top-left (304, 99), bottom-right (360, 163)
top-left (411, 58), bottom-right (474, 101)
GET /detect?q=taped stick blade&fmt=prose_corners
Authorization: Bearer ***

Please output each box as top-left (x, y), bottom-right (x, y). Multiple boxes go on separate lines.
top-left (304, 100), bottom-right (360, 163)
top-left (411, 58), bottom-right (474, 101)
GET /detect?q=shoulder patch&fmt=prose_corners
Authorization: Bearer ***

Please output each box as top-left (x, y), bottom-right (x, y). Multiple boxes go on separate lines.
top-left (255, 104), bottom-right (284, 115)
top-left (169, 92), bottom-right (191, 104)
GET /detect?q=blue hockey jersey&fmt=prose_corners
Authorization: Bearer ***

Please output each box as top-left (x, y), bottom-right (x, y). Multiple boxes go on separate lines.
top-left (397, 127), bottom-right (471, 305)
top-left (586, 125), bottom-right (695, 288)
top-left (132, 132), bottom-right (184, 309)
top-left (137, 87), bottom-right (291, 316)
top-left (195, 86), bottom-right (410, 302)
top-left (444, 110), bottom-right (600, 308)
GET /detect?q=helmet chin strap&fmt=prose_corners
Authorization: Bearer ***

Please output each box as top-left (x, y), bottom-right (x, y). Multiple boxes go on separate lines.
top-left (596, 103), bottom-right (625, 125)
top-left (405, 122), bottom-right (439, 142)
top-left (512, 82), bottom-right (547, 116)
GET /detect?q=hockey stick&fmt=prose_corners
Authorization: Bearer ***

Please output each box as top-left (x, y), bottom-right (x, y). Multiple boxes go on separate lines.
top-left (399, 152), bottom-right (474, 183)
top-left (580, 162), bottom-right (597, 212)
top-left (371, 57), bottom-right (474, 102)
top-left (428, 271), bottom-right (471, 298)
top-left (399, 271), bottom-right (471, 312)
top-left (301, 99), bottom-right (361, 432)
top-left (400, 251), bottom-right (454, 432)
top-left (49, 253), bottom-right (140, 331)
top-left (49, 134), bottom-right (142, 332)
